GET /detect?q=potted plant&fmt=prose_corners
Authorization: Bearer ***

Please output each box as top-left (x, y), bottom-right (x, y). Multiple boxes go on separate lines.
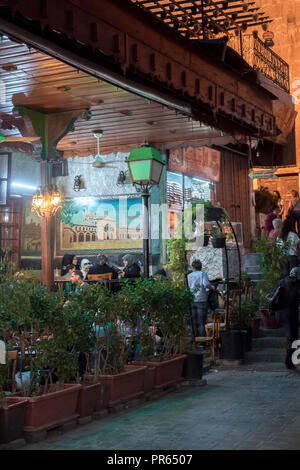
top-left (1, 275), bottom-right (82, 438)
top-left (49, 285), bottom-right (105, 420)
top-left (78, 282), bottom-right (147, 409)
top-left (0, 360), bottom-right (28, 445)
top-left (128, 279), bottom-right (192, 391)
top-left (254, 235), bottom-right (289, 329)
top-left (233, 273), bottom-right (261, 338)
top-left (229, 300), bottom-right (259, 352)
top-left (210, 224), bottom-right (227, 248)
top-left (200, 200), bottom-right (225, 222)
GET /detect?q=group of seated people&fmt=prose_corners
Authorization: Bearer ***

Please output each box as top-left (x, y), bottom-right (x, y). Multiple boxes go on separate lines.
top-left (60, 253), bottom-right (143, 287)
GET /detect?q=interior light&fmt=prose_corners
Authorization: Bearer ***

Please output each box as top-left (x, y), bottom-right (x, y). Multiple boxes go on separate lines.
top-left (11, 182), bottom-right (37, 190)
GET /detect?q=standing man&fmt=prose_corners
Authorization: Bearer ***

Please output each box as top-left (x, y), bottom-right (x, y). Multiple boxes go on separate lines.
top-left (187, 259), bottom-right (212, 338)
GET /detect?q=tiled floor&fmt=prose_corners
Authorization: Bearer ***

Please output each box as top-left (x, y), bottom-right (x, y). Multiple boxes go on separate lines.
top-left (22, 367), bottom-right (300, 450)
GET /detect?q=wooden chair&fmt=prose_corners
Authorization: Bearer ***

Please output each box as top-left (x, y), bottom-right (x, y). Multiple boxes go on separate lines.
top-left (88, 273), bottom-right (112, 281)
top-left (244, 281), bottom-right (254, 302)
top-left (55, 276), bottom-right (68, 281)
top-left (205, 312), bottom-right (226, 359)
top-left (54, 278), bottom-right (73, 297)
top-left (194, 335), bottom-right (215, 359)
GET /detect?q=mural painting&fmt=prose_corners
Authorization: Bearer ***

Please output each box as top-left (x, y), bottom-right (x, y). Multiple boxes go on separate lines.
top-left (22, 199), bottom-right (41, 256)
top-left (57, 197), bottom-right (143, 254)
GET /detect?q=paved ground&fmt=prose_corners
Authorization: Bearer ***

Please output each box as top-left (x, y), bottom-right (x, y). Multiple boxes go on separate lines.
top-left (22, 366), bottom-right (300, 451)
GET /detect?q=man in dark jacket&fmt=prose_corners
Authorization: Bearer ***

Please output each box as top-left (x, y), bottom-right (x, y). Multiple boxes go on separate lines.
top-left (274, 267), bottom-right (300, 369)
top-left (89, 254), bottom-right (118, 279)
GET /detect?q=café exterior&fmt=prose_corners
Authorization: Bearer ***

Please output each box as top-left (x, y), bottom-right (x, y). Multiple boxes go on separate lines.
top-left (0, 0), bottom-right (295, 284)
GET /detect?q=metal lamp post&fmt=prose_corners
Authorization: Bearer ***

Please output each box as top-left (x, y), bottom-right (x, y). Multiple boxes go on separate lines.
top-left (126, 145), bottom-right (164, 278)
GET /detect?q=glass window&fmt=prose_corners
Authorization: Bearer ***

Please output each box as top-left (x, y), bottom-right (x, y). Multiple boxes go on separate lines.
top-left (166, 171), bottom-right (212, 238)
top-left (184, 175), bottom-right (211, 206)
top-left (167, 171), bottom-right (183, 238)
top-left (0, 153), bottom-right (10, 205)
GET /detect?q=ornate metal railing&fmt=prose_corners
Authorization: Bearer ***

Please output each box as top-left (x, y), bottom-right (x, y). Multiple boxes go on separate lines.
top-left (228, 34), bottom-right (290, 94)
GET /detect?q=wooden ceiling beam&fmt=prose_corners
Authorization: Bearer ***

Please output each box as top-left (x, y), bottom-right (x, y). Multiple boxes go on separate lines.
top-left (0, 0), bottom-right (276, 140)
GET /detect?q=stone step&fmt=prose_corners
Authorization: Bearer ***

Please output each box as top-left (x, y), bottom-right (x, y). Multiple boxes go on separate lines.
top-left (247, 273), bottom-right (262, 281)
top-left (259, 327), bottom-right (286, 338)
top-left (245, 348), bottom-right (286, 363)
top-left (252, 336), bottom-right (286, 349)
top-left (242, 253), bottom-right (261, 267)
top-left (244, 265), bottom-right (261, 274)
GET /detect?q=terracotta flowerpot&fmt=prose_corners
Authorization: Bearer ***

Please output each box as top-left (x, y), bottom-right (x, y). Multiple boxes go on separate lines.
top-left (77, 381), bottom-right (104, 418)
top-left (139, 355), bottom-right (187, 390)
top-left (261, 308), bottom-right (280, 329)
top-left (250, 318), bottom-right (260, 338)
top-left (0, 397), bottom-right (27, 444)
top-left (15, 383), bottom-right (81, 434)
top-left (100, 365), bottom-right (147, 407)
top-left (143, 366), bottom-right (156, 394)
top-left (84, 375), bottom-right (110, 412)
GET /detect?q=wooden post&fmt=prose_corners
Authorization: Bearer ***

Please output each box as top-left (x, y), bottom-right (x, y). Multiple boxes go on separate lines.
top-left (40, 161), bottom-right (54, 289)
top-left (41, 213), bottom-right (54, 289)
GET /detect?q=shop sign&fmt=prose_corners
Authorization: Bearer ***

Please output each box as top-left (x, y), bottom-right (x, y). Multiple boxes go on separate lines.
top-left (248, 169), bottom-right (278, 179)
top-left (168, 146), bottom-right (220, 182)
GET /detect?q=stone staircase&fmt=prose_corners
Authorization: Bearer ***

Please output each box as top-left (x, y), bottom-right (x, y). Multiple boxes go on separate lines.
top-left (244, 327), bottom-right (287, 371)
top-left (242, 253), bottom-right (262, 283)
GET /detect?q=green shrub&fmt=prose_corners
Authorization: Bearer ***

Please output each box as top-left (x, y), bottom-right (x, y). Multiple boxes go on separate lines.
top-left (230, 300), bottom-right (259, 329)
top-left (254, 235), bottom-right (289, 307)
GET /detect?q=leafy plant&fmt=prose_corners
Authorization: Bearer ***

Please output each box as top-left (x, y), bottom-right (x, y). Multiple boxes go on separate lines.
top-left (210, 224), bottom-right (227, 239)
top-left (254, 235), bottom-right (289, 307)
top-left (254, 188), bottom-right (274, 214)
top-left (165, 238), bottom-right (188, 288)
top-left (146, 280), bottom-right (193, 360)
top-left (230, 300), bottom-right (259, 329)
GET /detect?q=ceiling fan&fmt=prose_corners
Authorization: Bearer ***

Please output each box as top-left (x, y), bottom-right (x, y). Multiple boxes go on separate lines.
top-left (0, 134), bottom-right (40, 143)
top-left (91, 130), bottom-right (117, 169)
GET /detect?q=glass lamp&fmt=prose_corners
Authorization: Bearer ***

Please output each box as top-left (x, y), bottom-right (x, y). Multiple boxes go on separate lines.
top-left (126, 145), bottom-right (165, 278)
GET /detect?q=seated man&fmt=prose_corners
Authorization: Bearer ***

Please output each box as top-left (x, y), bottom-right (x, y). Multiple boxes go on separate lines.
top-left (89, 254), bottom-right (118, 279)
top-left (71, 270), bottom-right (87, 291)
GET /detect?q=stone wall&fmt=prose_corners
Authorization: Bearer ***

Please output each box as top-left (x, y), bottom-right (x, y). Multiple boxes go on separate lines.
top-left (189, 245), bottom-right (241, 281)
top-left (257, 0), bottom-right (300, 172)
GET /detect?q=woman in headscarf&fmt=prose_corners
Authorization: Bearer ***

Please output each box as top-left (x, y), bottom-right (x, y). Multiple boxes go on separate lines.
top-left (61, 254), bottom-right (78, 276)
top-left (80, 258), bottom-right (92, 281)
top-left (121, 254), bottom-right (141, 279)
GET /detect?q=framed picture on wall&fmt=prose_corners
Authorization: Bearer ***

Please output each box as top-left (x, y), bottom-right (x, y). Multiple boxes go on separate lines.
top-left (55, 196), bottom-right (143, 256)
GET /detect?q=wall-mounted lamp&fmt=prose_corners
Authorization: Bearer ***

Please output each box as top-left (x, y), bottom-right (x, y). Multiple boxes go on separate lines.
top-left (31, 185), bottom-right (61, 217)
top-left (116, 170), bottom-right (134, 187)
top-left (73, 175), bottom-right (85, 192)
